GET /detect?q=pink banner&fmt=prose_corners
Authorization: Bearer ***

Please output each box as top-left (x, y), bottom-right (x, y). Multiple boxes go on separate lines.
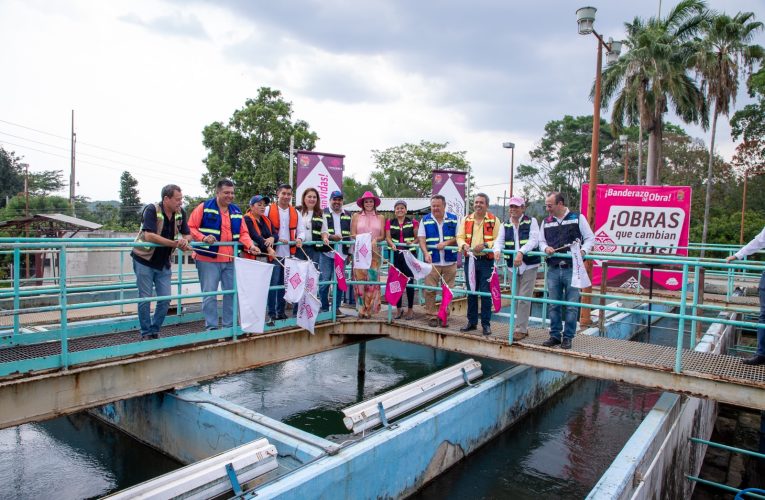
top-left (580, 184), bottom-right (691, 291)
top-left (333, 252), bottom-right (347, 292)
top-left (385, 265), bottom-right (409, 306)
top-left (432, 169), bottom-right (467, 216)
top-left (296, 151), bottom-right (344, 210)
top-left (490, 268), bottom-right (501, 312)
top-left (438, 282), bottom-right (453, 327)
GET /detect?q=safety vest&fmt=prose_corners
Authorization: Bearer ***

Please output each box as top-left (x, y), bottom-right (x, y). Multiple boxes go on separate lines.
top-left (541, 211), bottom-right (582, 266)
top-left (132, 202), bottom-right (184, 261)
top-left (463, 211), bottom-right (498, 258)
top-left (243, 212), bottom-right (273, 261)
top-left (422, 212), bottom-right (458, 264)
top-left (268, 203), bottom-right (298, 255)
top-left (389, 217), bottom-right (417, 249)
top-left (503, 215), bottom-right (541, 266)
top-left (324, 208), bottom-right (352, 254)
top-left (197, 198), bottom-right (243, 258)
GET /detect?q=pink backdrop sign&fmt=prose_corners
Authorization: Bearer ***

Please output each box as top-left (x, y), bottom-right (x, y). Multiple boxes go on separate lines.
top-left (580, 184), bottom-right (692, 291)
top-left (296, 151), bottom-right (344, 210)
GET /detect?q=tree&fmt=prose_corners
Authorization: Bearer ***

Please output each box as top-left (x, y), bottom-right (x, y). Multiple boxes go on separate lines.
top-left (201, 87), bottom-right (318, 200)
top-left (601, 0), bottom-right (709, 185)
top-left (342, 176), bottom-right (374, 204)
top-left (27, 170), bottom-right (66, 196)
top-left (695, 11), bottom-right (764, 252)
top-left (369, 141), bottom-right (470, 198)
top-left (119, 171), bottom-right (141, 228)
top-left (516, 115), bottom-right (621, 203)
top-left (731, 67), bottom-right (765, 166)
top-left (0, 147), bottom-right (24, 208)
top-left (3, 195), bottom-right (72, 220)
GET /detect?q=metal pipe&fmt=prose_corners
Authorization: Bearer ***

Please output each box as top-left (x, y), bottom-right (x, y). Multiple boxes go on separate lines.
top-left (507, 267), bottom-right (518, 345)
top-left (60, 247), bottom-right (68, 369)
top-left (674, 264), bottom-right (690, 373)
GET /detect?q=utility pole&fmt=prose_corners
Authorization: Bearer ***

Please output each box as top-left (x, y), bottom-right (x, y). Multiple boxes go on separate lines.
top-left (70, 110), bottom-right (76, 208)
top-left (497, 190), bottom-right (510, 219)
top-left (288, 135), bottom-right (295, 196)
top-left (21, 163), bottom-right (30, 279)
top-left (740, 168), bottom-right (749, 245)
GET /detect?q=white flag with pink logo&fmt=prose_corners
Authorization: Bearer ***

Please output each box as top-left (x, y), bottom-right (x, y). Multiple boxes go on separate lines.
top-left (402, 250), bottom-right (432, 280)
top-left (570, 240), bottom-right (592, 289)
top-left (297, 264), bottom-right (321, 334)
top-left (467, 253), bottom-right (477, 291)
top-left (354, 233), bottom-right (373, 270)
top-left (284, 258), bottom-right (309, 303)
top-left (234, 257), bottom-right (273, 333)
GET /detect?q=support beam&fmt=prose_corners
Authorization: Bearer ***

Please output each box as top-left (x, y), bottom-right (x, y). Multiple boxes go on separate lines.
top-left (366, 324), bottom-right (765, 410)
top-left (0, 324), bottom-right (366, 430)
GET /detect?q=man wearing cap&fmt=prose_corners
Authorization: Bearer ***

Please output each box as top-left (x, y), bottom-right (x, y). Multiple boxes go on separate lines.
top-left (131, 184), bottom-right (192, 339)
top-left (456, 193), bottom-right (500, 336)
top-left (264, 183), bottom-right (305, 322)
top-left (319, 190), bottom-right (352, 316)
top-left (493, 196), bottom-right (540, 341)
top-left (188, 179), bottom-right (259, 330)
top-left (538, 191), bottom-right (595, 349)
top-left (418, 194), bottom-right (458, 327)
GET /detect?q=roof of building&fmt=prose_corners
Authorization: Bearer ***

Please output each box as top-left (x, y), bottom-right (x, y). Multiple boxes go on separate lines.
top-left (343, 197), bottom-right (431, 213)
top-left (0, 213), bottom-right (102, 230)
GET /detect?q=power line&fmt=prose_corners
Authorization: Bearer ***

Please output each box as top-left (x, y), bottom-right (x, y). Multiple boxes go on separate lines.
top-left (0, 139), bottom-right (202, 185)
top-left (0, 130), bottom-right (200, 183)
top-left (0, 118), bottom-right (194, 171)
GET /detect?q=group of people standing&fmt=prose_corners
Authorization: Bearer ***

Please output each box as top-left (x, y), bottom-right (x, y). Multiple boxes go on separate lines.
top-left (129, 180), bottom-right (596, 351)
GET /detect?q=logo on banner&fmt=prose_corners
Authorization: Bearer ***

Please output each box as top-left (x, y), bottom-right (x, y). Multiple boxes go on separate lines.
top-left (666, 277), bottom-right (679, 287)
top-left (358, 245), bottom-right (369, 258)
top-left (594, 230), bottom-right (618, 253)
top-left (299, 155), bottom-right (310, 167)
top-left (300, 303), bottom-right (314, 319)
top-left (289, 273), bottom-right (303, 289)
top-left (620, 276), bottom-right (640, 290)
top-left (388, 280), bottom-right (402, 294)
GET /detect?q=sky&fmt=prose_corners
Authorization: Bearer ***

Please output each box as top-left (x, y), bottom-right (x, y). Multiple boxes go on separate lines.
top-left (1, 0), bottom-right (763, 207)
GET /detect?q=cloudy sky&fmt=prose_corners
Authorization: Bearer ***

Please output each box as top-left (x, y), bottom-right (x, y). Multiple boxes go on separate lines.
top-left (1, 0), bottom-right (763, 206)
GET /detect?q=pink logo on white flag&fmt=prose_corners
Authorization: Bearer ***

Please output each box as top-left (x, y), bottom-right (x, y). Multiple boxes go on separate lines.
top-left (284, 258), bottom-right (309, 303)
top-left (437, 282), bottom-right (453, 327)
top-left (354, 233), bottom-right (373, 270)
top-left (385, 266), bottom-right (409, 306)
top-left (403, 250), bottom-right (433, 280)
top-left (490, 269), bottom-right (502, 312)
top-left (333, 252), bottom-right (348, 292)
top-left (297, 265), bottom-right (321, 334)
top-left (467, 254), bottom-right (476, 291)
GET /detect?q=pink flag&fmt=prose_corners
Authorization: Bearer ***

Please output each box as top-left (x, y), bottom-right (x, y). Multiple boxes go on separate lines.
top-left (437, 282), bottom-right (453, 327)
top-left (334, 252), bottom-right (348, 292)
top-left (490, 268), bottom-right (502, 313)
top-left (385, 265), bottom-right (409, 306)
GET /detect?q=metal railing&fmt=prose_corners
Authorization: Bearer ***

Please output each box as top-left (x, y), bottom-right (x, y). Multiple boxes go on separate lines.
top-left (686, 436), bottom-right (765, 499)
top-left (0, 237), bottom-right (763, 379)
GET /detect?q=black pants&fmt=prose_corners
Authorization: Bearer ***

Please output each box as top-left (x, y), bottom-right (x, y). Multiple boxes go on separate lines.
top-left (393, 251), bottom-right (415, 309)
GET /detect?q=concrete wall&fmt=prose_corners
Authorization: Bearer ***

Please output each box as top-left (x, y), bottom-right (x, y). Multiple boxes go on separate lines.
top-left (587, 315), bottom-right (733, 499)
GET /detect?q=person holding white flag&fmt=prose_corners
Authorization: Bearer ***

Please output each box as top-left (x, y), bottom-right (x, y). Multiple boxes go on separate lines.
top-left (538, 192), bottom-right (595, 350)
top-left (351, 191), bottom-right (385, 318)
top-left (234, 257), bottom-right (274, 333)
top-left (296, 263), bottom-right (321, 334)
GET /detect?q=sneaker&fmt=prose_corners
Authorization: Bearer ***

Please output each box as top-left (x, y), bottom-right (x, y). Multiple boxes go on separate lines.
top-left (561, 338), bottom-right (572, 350)
top-left (266, 316), bottom-right (276, 327)
top-left (459, 324), bottom-right (477, 332)
top-left (742, 355), bottom-right (765, 365)
top-left (481, 325), bottom-right (492, 336)
top-left (542, 337), bottom-right (561, 347)
top-left (512, 331), bottom-right (528, 342)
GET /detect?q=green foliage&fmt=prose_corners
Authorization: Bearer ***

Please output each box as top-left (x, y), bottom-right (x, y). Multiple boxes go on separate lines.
top-left (2, 195), bottom-right (72, 220)
top-left (731, 68), bottom-right (765, 166)
top-left (183, 194), bottom-right (207, 212)
top-left (201, 87), bottom-right (318, 201)
top-left (690, 210), bottom-right (765, 244)
top-left (370, 141), bottom-right (470, 198)
top-left (516, 115), bottom-right (622, 203)
top-left (119, 171), bottom-right (141, 229)
top-left (27, 170), bottom-right (66, 196)
top-left (0, 147), bottom-right (24, 207)
top-left (342, 176), bottom-right (374, 204)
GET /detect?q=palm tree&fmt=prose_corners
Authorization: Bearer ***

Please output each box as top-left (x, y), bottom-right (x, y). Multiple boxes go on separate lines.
top-left (695, 12), bottom-right (764, 253)
top-left (600, 0), bottom-right (709, 185)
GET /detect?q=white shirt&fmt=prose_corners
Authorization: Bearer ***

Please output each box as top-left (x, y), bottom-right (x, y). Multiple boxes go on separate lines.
top-left (324, 209), bottom-right (344, 256)
top-left (538, 209), bottom-right (595, 254)
top-left (417, 216), bottom-right (450, 266)
top-left (493, 216), bottom-right (541, 272)
top-left (300, 211), bottom-right (328, 243)
top-left (265, 205), bottom-right (306, 258)
top-left (735, 226), bottom-right (765, 260)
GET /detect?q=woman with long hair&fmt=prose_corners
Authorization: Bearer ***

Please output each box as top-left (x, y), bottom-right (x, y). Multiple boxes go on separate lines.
top-left (351, 191), bottom-right (385, 318)
top-left (296, 187), bottom-right (327, 267)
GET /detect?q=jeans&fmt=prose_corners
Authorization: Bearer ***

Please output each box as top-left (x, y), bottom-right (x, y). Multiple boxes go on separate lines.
top-left (196, 260), bottom-right (235, 329)
top-left (546, 264), bottom-right (580, 340)
top-left (268, 258), bottom-right (285, 317)
top-left (757, 272), bottom-right (765, 356)
top-left (319, 253), bottom-right (337, 311)
top-left (133, 259), bottom-right (172, 336)
top-left (465, 257), bottom-right (493, 327)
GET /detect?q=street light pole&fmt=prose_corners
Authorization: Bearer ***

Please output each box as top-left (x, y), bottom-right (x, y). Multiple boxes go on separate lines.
top-left (577, 6), bottom-right (622, 326)
top-left (502, 142), bottom-right (516, 196)
top-left (620, 134), bottom-right (629, 184)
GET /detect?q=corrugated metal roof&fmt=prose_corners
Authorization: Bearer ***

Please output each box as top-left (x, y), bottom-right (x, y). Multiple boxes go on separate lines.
top-left (343, 197), bottom-right (431, 213)
top-left (37, 213), bottom-right (102, 229)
